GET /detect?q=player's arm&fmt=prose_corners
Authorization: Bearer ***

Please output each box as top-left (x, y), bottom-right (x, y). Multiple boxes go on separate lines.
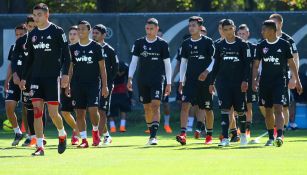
top-left (11, 40), bottom-right (22, 85)
top-left (288, 55), bottom-right (303, 95)
top-left (20, 36), bottom-right (34, 90)
top-left (252, 60), bottom-right (260, 92)
top-left (172, 48), bottom-right (181, 83)
top-left (99, 59), bottom-right (109, 97)
top-left (127, 40), bottom-right (140, 91)
top-left (58, 28), bottom-right (71, 88)
top-left (5, 62), bottom-right (12, 92)
top-left (162, 42), bottom-right (172, 96)
top-left (110, 50), bottom-right (119, 81)
top-left (209, 43), bottom-right (220, 86)
top-left (241, 42), bottom-right (251, 92)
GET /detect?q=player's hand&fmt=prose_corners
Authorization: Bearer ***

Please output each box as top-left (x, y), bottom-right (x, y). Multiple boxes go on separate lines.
top-left (61, 75), bottom-right (69, 88)
top-left (19, 80), bottom-right (26, 91)
top-left (288, 77), bottom-right (296, 89)
top-left (164, 84), bottom-right (171, 96)
top-left (65, 86), bottom-right (71, 97)
top-left (241, 81), bottom-right (248, 92)
top-left (127, 78), bottom-right (133, 91)
top-left (296, 80), bottom-right (303, 95)
top-left (209, 85), bottom-right (215, 95)
top-left (4, 80), bottom-right (9, 93)
top-left (178, 82), bottom-right (183, 95)
top-left (198, 70), bottom-right (209, 81)
top-left (252, 79), bottom-right (258, 92)
top-left (102, 86), bottom-right (109, 98)
top-left (13, 72), bottom-right (21, 85)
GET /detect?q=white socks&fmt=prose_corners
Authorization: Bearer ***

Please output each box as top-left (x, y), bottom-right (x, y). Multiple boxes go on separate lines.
top-left (57, 127), bottom-right (66, 137)
top-left (13, 127), bottom-right (22, 134)
top-left (80, 131), bottom-right (87, 139)
top-left (164, 115), bottom-right (170, 126)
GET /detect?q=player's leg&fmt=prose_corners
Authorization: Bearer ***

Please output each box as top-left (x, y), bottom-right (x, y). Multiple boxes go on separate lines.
top-left (89, 107), bottom-right (101, 146)
top-left (229, 107), bottom-right (239, 142)
top-left (162, 100), bottom-right (172, 133)
top-left (119, 112), bottom-right (127, 132)
top-left (176, 102), bottom-right (191, 145)
top-left (31, 99), bottom-right (45, 155)
top-left (149, 99), bottom-right (161, 140)
top-left (139, 84), bottom-right (152, 134)
top-left (234, 88), bottom-right (248, 145)
top-left (187, 106), bottom-right (196, 132)
top-left (217, 86), bottom-right (231, 147)
top-left (24, 103), bottom-right (36, 147)
top-left (21, 104), bottom-right (31, 145)
top-left (201, 84), bottom-right (214, 145)
top-left (76, 108), bottom-right (88, 148)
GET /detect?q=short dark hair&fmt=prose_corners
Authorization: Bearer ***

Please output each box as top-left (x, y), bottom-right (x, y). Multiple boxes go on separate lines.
top-left (15, 24), bottom-right (27, 31)
top-left (218, 19), bottom-right (226, 25)
top-left (146, 18), bottom-right (158, 26)
top-left (33, 3), bottom-right (49, 13)
top-left (78, 20), bottom-right (91, 30)
top-left (222, 19), bottom-right (235, 28)
top-left (189, 16), bottom-right (203, 26)
top-left (26, 15), bottom-right (34, 24)
top-left (93, 24), bottom-right (107, 34)
top-left (68, 25), bottom-right (78, 32)
top-left (263, 20), bottom-right (277, 32)
top-left (269, 13), bottom-right (283, 23)
top-left (238, 24), bottom-right (249, 32)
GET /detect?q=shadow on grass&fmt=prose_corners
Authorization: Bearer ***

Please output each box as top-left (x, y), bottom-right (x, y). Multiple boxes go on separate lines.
top-left (0, 155), bottom-right (30, 159)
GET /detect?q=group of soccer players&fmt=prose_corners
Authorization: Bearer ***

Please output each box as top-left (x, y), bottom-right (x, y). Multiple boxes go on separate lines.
top-left (4, 2), bottom-right (303, 156)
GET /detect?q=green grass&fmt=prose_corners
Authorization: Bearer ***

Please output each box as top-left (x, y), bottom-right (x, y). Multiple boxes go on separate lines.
top-left (1, 125), bottom-right (307, 175)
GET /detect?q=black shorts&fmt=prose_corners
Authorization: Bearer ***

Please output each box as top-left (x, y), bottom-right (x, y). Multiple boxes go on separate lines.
top-left (216, 84), bottom-right (246, 112)
top-left (138, 81), bottom-right (164, 104)
top-left (60, 88), bottom-right (74, 112)
top-left (259, 81), bottom-right (285, 108)
top-left (247, 87), bottom-right (259, 103)
top-left (5, 81), bottom-right (21, 102)
top-left (182, 80), bottom-right (212, 110)
top-left (30, 77), bottom-right (60, 102)
top-left (109, 93), bottom-right (131, 117)
top-left (71, 82), bottom-right (100, 109)
top-left (176, 83), bottom-right (182, 102)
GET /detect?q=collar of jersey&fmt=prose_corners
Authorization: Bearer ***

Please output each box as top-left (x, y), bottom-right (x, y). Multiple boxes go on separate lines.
top-left (79, 39), bottom-right (93, 47)
top-left (37, 22), bottom-right (52, 31)
top-left (145, 37), bottom-right (157, 43)
top-left (266, 37), bottom-right (280, 45)
top-left (225, 38), bottom-right (236, 44)
top-left (190, 36), bottom-right (202, 42)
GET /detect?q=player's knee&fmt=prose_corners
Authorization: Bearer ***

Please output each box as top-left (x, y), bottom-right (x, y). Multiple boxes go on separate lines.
top-left (33, 107), bottom-right (43, 119)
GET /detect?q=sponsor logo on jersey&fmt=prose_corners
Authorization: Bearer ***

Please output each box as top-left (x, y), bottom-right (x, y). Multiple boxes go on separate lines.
top-left (30, 85), bottom-right (39, 89)
top-left (75, 55), bottom-right (93, 64)
top-left (263, 56), bottom-right (280, 65)
top-left (33, 42), bottom-right (51, 51)
top-left (223, 56), bottom-right (240, 62)
top-left (140, 51), bottom-right (160, 58)
top-left (263, 47), bottom-right (269, 54)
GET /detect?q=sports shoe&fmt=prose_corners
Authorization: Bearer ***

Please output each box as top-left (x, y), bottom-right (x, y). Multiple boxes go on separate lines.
top-left (240, 133), bottom-right (248, 146)
top-left (12, 133), bottom-right (23, 146)
top-left (77, 139), bottom-right (89, 148)
top-left (147, 137), bottom-right (158, 145)
top-left (275, 137), bottom-right (283, 147)
top-left (264, 139), bottom-right (274, 146)
top-left (92, 130), bottom-right (101, 146)
top-left (22, 137), bottom-right (31, 147)
top-left (110, 127), bottom-right (116, 133)
top-left (230, 135), bottom-right (240, 142)
top-left (58, 135), bottom-right (67, 154)
top-left (164, 125), bottom-right (172, 133)
top-left (29, 137), bottom-right (37, 147)
top-left (32, 147), bottom-right (44, 156)
top-left (218, 138), bottom-right (230, 147)
top-left (205, 135), bottom-right (213, 145)
top-left (176, 133), bottom-right (187, 145)
top-left (103, 136), bottom-right (112, 145)
top-left (119, 126), bottom-right (126, 132)
top-left (71, 131), bottom-right (79, 145)
top-left (194, 130), bottom-right (201, 139)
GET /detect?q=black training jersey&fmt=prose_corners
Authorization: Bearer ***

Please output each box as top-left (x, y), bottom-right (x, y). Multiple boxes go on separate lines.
top-left (131, 36), bottom-right (170, 84)
top-left (70, 40), bottom-right (104, 84)
top-left (22, 23), bottom-right (71, 79)
top-left (280, 32), bottom-right (298, 54)
top-left (8, 45), bottom-right (14, 61)
top-left (180, 35), bottom-right (215, 81)
top-left (101, 42), bottom-right (119, 85)
top-left (114, 62), bottom-right (128, 85)
top-left (11, 34), bottom-right (27, 78)
top-left (211, 37), bottom-right (251, 85)
top-left (255, 38), bottom-right (293, 83)
top-left (247, 41), bottom-right (257, 82)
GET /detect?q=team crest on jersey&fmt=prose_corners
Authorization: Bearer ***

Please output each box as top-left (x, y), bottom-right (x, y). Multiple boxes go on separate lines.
top-left (143, 45), bottom-right (147, 50)
top-left (72, 100), bottom-right (76, 106)
top-left (263, 47), bottom-right (269, 54)
top-left (32, 36), bottom-right (37, 43)
top-left (74, 50), bottom-right (80, 56)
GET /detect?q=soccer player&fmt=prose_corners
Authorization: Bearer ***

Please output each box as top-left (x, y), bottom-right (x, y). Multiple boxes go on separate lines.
top-left (252, 20), bottom-right (303, 147)
top-left (92, 24), bottom-right (119, 145)
top-left (269, 14), bottom-right (300, 133)
top-left (176, 16), bottom-right (215, 145)
top-left (60, 25), bottom-right (80, 145)
top-left (210, 19), bottom-right (251, 146)
top-left (69, 21), bottom-right (109, 148)
top-left (5, 24), bottom-right (27, 146)
top-left (19, 3), bottom-right (70, 156)
top-left (237, 24), bottom-right (257, 138)
top-left (127, 18), bottom-right (172, 145)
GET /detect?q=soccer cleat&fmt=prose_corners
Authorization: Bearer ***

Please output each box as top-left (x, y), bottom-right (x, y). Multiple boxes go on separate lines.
top-left (11, 133), bottom-right (23, 146)
top-left (145, 129), bottom-right (150, 134)
top-left (22, 137), bottom-right (31, 147)
top-left (176, 133), bottom-right (187, 145)
top-left (240, 133), bottom-right (248, 146)
top-left (246, 129), bottom-right (251, 138)
top-left (164, 125), bottom-right (172, 133)
top-left (92, 130), bottom-right (101, 146)
top-left (205, 135), bottom-right (213, 145)
top-left (275, 137), bottom-right (283, 147)
top-left (230, 135), bottom-right (240, 142)
top-left (119, 126), bottom-right (126, 132)
top-left (264, 139), bottom-right (274, 146)
top-left (194, 130), bottom-right (201, 139)
top-left (110, 127), bottom-right (116, 133)
top-left (77, 139), bottom-right (89, 148)
top-left (147, 137), bottom-right (158, 145)
top-left (29, 137), bottom-right (37, 147)
top-left (218, 138), bottom-right (230, 147)
top-left (58, 136), bottom-right (67, 154)
top-left (71, 131), bottom-right (79, 145)
top-left (103, 136), bottom-right (112, 145)
top-left (32, 147), bottom-right (44, 156)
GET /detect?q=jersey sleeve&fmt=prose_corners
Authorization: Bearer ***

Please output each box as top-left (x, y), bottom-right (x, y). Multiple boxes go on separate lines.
top-left (284, 41), bottom-right (293, 60)
top-left (57, 27), bottom-right (71, 75)
top-left (69, 45), bottom-right (76, 64)
top-left (96, 44), bottom-right (104, 61)
top-left (108, 47), bottom-right (119, 81)
top-left (131, 40), bottom-right (140, 57)
top-left (255, 44), bottom-right (263, 61)
top-left (287, 37), bottom-right (298, 54)
top-left (208, 38), bottom-right (215, 57)
top-left (161, 41), bottom-right (170, 59)
top-left (180, 42), bottom-right (189, 59)
top-left (22, 33), bottom-right (34, 80)
top-left (11, 41), bottom-right (21, 73)
top-left (242, 41), bottom-right (251, 82)
top-left (209, 43), bottom-right (221, 84)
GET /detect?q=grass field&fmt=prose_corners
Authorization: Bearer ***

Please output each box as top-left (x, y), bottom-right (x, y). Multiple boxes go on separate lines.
top-left (0, 123), bottom-right (307, 175)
